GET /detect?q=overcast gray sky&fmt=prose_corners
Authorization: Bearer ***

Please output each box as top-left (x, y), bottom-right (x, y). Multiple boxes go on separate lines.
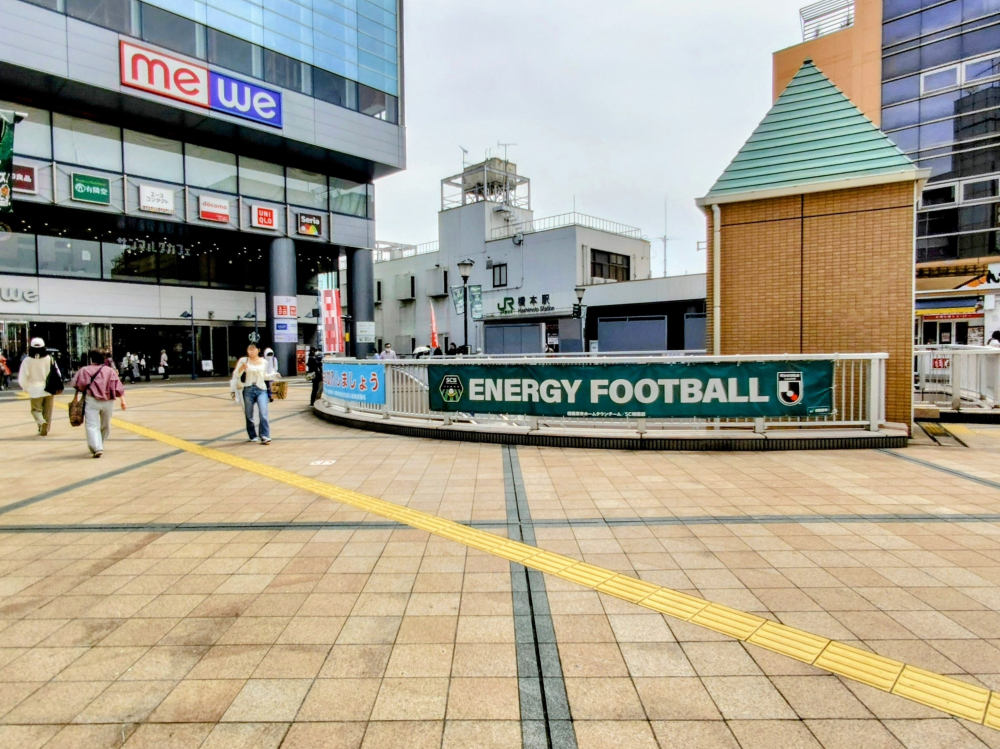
top-left (375, 0), bottom-right (809, 277)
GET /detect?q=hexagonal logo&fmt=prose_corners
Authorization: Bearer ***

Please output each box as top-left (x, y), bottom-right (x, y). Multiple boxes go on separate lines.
top-left (439, 374), bottom-right (464, 404)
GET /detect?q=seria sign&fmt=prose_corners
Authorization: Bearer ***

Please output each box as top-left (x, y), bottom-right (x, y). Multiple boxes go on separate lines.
top-left (428, 361), bottom-right (834, 419)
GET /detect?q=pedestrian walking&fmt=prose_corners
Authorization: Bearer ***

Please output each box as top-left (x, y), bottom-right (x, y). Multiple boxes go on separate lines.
top-left (0, 350), bottom-right (10, 390)
top-left (140, 353), bottom-right (150, 382)
top-left (307, 346), bottom-right (323, 406)
top-left (159, 350), bottom-right (169, 380)
top-left (231, 342), bottom-right (279, 444)
top-left (131, 354), bottom-right (141, 383)
top-left (17, 337), bottom-right (63, 436)
top-left (379, 342), bottom-right (398, 360)
top-left (989, 331), bottom-right (1000, 348)
top-left (69, 350), bottom-right (126, 458)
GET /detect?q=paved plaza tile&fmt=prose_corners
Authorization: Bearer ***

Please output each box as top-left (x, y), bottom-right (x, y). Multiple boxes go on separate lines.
top-left (2, 383), bottom-right (1000, 746)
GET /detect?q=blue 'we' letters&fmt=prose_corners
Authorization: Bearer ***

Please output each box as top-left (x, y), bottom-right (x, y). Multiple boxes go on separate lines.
top-left (209, 71), bottom-right (283, 128)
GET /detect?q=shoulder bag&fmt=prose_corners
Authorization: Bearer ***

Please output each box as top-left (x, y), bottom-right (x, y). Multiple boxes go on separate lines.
top-left (68, 366), bottom-right (101, 427)
top-left (44, 359), bottom-right (64, 396)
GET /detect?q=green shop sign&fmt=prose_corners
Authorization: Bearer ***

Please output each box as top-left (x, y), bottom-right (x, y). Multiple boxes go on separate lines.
top-left (71, 173), bottom-right (111, 205)
top-left (427, 360), bottom-right (835, 419)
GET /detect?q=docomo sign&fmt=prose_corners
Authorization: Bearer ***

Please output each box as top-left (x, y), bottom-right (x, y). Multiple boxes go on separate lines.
top-left (120, 41), bottom-right (283, 128)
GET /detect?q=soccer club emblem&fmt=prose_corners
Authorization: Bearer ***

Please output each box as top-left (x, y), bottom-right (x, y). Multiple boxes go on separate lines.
top-left (777, 372), bottom-right (803, 406)
top-left (439, 374), bottom-right (464, 404)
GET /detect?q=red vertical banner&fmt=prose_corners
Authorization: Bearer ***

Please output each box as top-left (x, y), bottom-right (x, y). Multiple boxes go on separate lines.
top-left (322, 289), bottom-right (344, 354)
top-left (429, 301), bottom-right (439, 349)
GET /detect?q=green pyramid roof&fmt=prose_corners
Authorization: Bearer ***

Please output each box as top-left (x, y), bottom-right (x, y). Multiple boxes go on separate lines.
top-left (698, 61), bottom-right (923, 205)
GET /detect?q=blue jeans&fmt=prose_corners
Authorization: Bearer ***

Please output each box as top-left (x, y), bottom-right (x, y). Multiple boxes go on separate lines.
top-left (243, 385), bottom-right (270, 440)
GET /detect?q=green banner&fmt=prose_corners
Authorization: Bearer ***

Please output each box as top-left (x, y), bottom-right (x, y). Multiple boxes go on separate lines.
top-left (429, 360), bottom-right (835, 419)
top-left (0, 111), bottom-right (13, 216)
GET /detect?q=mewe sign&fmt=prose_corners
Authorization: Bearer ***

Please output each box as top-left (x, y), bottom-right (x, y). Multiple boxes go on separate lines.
top-left (428, 361), bottom-right (835, 419)
top-left (120, 41), bottom-right (283, 128)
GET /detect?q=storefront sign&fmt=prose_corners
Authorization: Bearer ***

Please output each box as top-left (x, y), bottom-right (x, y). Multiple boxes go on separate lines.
top-left (355, 321), bottom-right (376, 343)
top-left (0, 286), bottom-right (38, 303)
top-left (71, 173), bottom-right (111, 205)
top-left (274, 320), bottom-right (298, 343)
top-left (323, 361), bottom-right (386, 405)
top-left (428, 361), bottom-right (835, 419)
top-left (0, 111), bottom-right (14, 214)
top-left (138, 184), bottom-right (174, 214)
top-left (13, 164), bottom-right (36, 194)
top-left (120, 41), bottom-right (283, 128)
top-left (273, 295), bottom-right (297, 319)
top-left (297, 212), bottom-right (323, 236)
top-left (198, 195), bottom-right (230, 222)
top-left (251, 204), bottom-right (276, 229)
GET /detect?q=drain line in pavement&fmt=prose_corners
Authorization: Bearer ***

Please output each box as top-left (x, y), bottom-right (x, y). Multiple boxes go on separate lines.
top-left (878, 448), bottom-right (1000, 492)
top-left (503, 444), bottom-right (577, 749)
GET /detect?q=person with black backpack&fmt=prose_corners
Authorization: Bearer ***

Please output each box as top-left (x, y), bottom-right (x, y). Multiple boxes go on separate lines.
top-left (17, 337), bottom-right (63, 436)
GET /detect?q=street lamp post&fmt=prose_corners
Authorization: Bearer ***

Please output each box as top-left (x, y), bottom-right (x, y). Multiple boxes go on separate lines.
top-left (458, 258), bottom-right (474, 353)
top-left (180, 296), bottom-right (196, 380)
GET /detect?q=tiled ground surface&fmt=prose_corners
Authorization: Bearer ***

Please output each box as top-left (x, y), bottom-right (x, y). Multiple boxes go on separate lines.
top-left (2, 383), bottom-right (1000, 747)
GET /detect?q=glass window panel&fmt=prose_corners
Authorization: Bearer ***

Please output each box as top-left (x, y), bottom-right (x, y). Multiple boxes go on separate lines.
top-left (329, 177), bottom-right (366, 217)
top-left (286, 168), bottom-right (327, 209)
top-left (37, 236), bottom-right (101, 279)
top-left (357, 0), bottom-right (394, 30)
top-left (963, 179), bottom-right (999, 200)
top-left (314, 51), bottom-right (358, 79)
top-left (206, 6), bottom-right (263, 45)
top-left (296, 246), bottom-right (341, 295)
top-left (208, 28), bottom-right (256, 77)
top-left (146, 0), bottom-right (206, 23)
top-left (124, 130), bottom-right (184, 183)
top-left (957, 230), bottom-right (1000, 257)
top-left (921, 90), bottom-right (961, 121)
top-left (918, 207), bottom-right (958, 235)
top-left (962, 26), bottom-right (1000, 61)
top-left (314, 0), bottom-right (356, 26)
top-left (367, 183), bottom-right (374, 219)
top-left (967, 56), bottom-right (1000, 83)
top-left (921, 1), bottom-right (961, 34)
top-left (314, 15), bottom-right (357, 43)
top-left (920, 119), bottom-right (957, 150)
top-left (923, 184), bottom-right (956, 205)
top-left (212, 243), bottom-right (265, 290)
top-left (102, 240), bottom-right (157, 283)
top-left (359, 84), bottom-right (396, 121)
top-left (358, 15), bottom-right (394, 45)
top-left (158, 244), bottom-right (210, 286)
top-left (883, 13), bottom-right (920, 45)
top-left (66, 0), bottom-right (132, 34)
top-left (264, 49), bottom-right (306, 91)
top-left (964, 0), bottom-right (1000, 22)
top-left (142, 4), bottom-right (201, 59)
top-left (313, 67), bottom-right (357, 109)
top-left (185, 145), bottom-right (237, 193)
top-left (918, 154), bottom-right (955, 178)
top-left (921, 37), bottom-right (963, 71)
top-left (263, 31), bottom-right (313, 65)
top-left (21, 0), bottom-right (59, 9)
top-left (53, 115), bottom-right (122, 171)
top-left (882, 101), bottom-right (921, 130)
top-left (959, 204), bottom-right (996, 231)
top-left (888, 126), bottom-right (920, 152)
top-left (923, 67), bottom-right (959, 92)
top-left (0, 233), bottom-right (36, 274)
top-left (239, 157), bottom-right (284, 201)
top-left (884, 0), bottom-right (921, 20)
top-left (883, 75), bottom-right (920, 105)
top-left (0, 102), bottom-right (51, 159)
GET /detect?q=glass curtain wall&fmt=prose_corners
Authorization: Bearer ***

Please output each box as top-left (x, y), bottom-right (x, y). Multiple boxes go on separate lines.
top-left (882, 0), bottom-right (1000, 263)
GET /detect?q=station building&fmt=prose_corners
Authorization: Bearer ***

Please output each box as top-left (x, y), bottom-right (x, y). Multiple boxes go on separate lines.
top-left (774, 0), bottom-right (1000, 345)
top-left (372, 159), bottom-right (706, 355)
top-left (0, 0), bottom-right (403, 374)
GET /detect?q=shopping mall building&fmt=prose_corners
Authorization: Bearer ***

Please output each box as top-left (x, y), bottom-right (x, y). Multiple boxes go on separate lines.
top-left (0, 0), bottom-right (403, 374)
top-left (774, 0), bottom-right (999, 345)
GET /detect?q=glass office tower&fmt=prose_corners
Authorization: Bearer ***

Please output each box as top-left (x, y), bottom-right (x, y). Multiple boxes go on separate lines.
top-left (880, 0), bottom-right (1000, 264)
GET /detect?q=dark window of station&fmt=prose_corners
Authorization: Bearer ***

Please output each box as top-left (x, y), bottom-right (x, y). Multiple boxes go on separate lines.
top-left (0, 233), bottom-right (37, 275)
top-left (296, 247), bottom-right (341, 295)
top-left (359, 84), bottom-right (398, 124)
top-left (66, 0), bottom-right (131, 34)
top-left (208, 28), bottom-right (257, 78)
top-left (376, 280), bottom-right (382, 303)
top-left (37, 236), bottom-right (102, 279)
top-left (212, 246), bottom-right (266, 292)
top-left (20, 0), bottom-right (59, 10)
top-left (141, 4), bottom-right (201, 60)
top-left (492, 263), bottom-right (507, 288)
top-left (158, 244), bottom-right (211, 287)
top-left (591, 249), bottom-right (630, 282)
top-left (314, 68), bottom-right (359, 111)
top-left (918, 208), bottom-right (958, 236)
top-left (959, 203), bottom-right (998, 232)
top-left (964, 178), bottom-right (1000, 200)
top-left (264, 49), bottom-right (308, 94)
top-left (102, 241), bottom-right (157, 284)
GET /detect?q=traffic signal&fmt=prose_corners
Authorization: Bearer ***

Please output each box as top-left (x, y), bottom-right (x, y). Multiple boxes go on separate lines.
top-left (572, 304), bottom-right (581, 319)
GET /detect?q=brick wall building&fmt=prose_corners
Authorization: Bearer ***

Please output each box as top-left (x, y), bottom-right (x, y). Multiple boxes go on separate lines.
top-left (698, 62), bottom-right (928, 427)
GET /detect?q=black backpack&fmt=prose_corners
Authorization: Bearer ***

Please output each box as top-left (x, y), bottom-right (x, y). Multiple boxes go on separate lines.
top-left (44, 359), bottom-right (64, 396)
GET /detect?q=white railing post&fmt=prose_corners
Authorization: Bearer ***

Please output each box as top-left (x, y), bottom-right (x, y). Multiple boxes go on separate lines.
top-left (868, 356), bottom-right (882, 432)
top-left (951, 353), bottom-right (962, 411)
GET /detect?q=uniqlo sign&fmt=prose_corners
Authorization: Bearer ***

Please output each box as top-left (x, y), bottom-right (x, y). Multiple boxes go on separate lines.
top-left (273, 295), bottom-right (297, 319)
top-left (120, 41), bottom-right (283, 128)
top-left (251, 205), bottom-right (277, 229)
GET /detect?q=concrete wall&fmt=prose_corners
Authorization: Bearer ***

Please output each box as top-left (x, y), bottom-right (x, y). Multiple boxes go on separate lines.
top-left (772, 0), bottom-right (883, 125)
top-left (705, 181), bottom-right (918, 426)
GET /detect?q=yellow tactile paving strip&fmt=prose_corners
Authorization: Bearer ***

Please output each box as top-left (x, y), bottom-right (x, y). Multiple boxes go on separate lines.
top-left (62, 405), bottom-right (1000, 731)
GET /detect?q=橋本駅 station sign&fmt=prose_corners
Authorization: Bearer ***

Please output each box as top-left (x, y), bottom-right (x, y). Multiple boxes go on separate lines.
top-left (120, 41), bottom-right (283, 128)
top-left (428, 361), bottom-right (834, 419)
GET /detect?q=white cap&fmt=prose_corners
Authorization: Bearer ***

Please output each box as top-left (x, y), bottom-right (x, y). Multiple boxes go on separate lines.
top-left (29, 337), bottom-right (45, 349)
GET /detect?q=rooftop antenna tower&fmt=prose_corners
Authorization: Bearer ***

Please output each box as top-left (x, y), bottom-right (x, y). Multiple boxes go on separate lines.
top-left (497, 141), bottom-right (517, 204)
top-left (659, 199), bottom-right (681, 277)
top-left (460, 146), bottom-right (468, 169)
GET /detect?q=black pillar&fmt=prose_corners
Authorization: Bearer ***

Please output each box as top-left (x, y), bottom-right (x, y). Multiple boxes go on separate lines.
top-left (268, 237), bottom-right (297, 376)
top-left (346, 247), bottom-right (376, 359)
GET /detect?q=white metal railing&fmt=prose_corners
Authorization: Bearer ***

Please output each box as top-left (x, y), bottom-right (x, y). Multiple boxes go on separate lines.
top-left (490, 212), bottom-right (643, 241)
top-left (322, 353), bottom-right (888, 433)
top-left (800, 0), bottom-right (854, 40)
top-left (915, 345), bottom-right (1000, 410)
top-left (373, 240), bottom-right (439, 263)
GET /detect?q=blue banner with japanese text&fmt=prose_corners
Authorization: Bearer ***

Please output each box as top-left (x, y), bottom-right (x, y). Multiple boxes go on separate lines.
top-left (323, 361), bottom-right (386, 405)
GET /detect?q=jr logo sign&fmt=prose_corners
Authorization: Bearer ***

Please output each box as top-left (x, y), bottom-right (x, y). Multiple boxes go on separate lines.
top-left (120, 41), bottom-right (283, 128)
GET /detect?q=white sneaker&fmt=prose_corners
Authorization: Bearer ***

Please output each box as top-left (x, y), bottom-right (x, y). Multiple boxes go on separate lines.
top-left (261, 437), bottom-right (271, 445)
top-left (249, 437), bottom-right (260, 443)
